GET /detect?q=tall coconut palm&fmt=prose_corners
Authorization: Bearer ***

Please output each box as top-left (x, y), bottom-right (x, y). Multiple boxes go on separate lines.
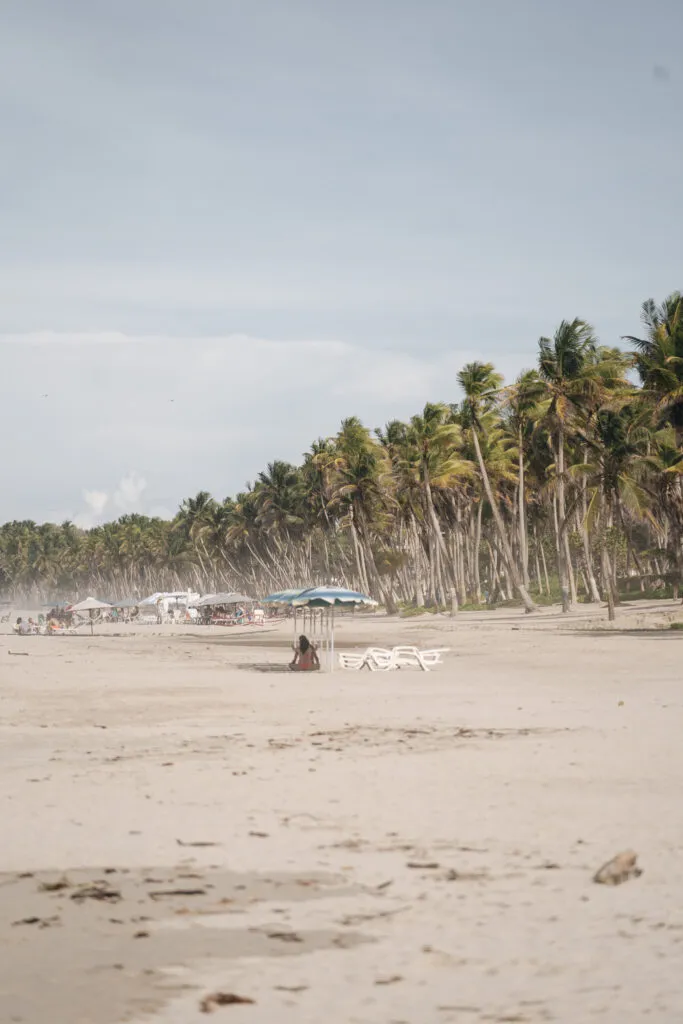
top-left (457, 362), bottom-right (537, 613)
top-left (578, 405), bottom-right (651, 618)
top-left (640, 426), bottom-right (683, 595)
top-left (330, 417), bottom-right (395, 607)
top-left (503, 370), bottom-right (547, 587)
top-left (404, 403), bottom-right (471, 606)
top-left (536, 319), bottom-right (611, 610)
top-left (625, 292), bottom-right (683, 436)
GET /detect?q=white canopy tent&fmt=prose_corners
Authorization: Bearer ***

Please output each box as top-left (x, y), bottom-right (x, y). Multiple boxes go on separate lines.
top-left (196, 592), bottom-right (255, 608)
top-left (139, 592), bottom-right (200, 616)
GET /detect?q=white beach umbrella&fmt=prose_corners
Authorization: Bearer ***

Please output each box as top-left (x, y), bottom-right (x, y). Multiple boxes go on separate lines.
top-left (69, 596), bottom-right (111, 634)
top-left (69, 597), bottom-right (112, 612)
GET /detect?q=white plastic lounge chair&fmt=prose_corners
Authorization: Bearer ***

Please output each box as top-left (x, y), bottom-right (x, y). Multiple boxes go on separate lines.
top-left (338, 652), bottom-right (367, 670)
top-left (391, 646), bottom-right (431, 670)
top-left (338, 647), bottom-right (394, 671)
top-left (339, 645), bottom-right (450, 671)
top-left (392, 646), bottom-right (450, 670)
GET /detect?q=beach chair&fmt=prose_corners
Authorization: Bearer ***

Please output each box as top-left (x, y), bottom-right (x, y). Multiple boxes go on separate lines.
top-left (365, 647), bottom-right (397, 670)
top-left (338, 647), bottom-right (394, 671)
top-left (339, 647), bottom-right (397, 671)
top-left (419, 647), bottom-right (450, 665)
top-left (391, 646), bottom-right (451, 670)
top-left (338, 645), bottom-right (450, 672)
top-left (338, 651), bottom-right (367, 670)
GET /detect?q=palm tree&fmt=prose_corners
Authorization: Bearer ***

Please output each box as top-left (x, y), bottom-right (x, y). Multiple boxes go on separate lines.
top-left (330, 417), bottom-right (396, 608)
top-left (175, 491), bottom-right (218, 585)
top-left (403, 403), bottom-right (471, 606)
top-left (536, 319), bottom-right (629, 610)
top-left (253, 461), bottom-right (306, 540)
top-left (640, 426), bottom-right (683, 596)
top-left (457, 362), bottom-right (537, 613)
top-left (503, 370), bottom-right (546, 587)
top-left (625, 292), bottom-right (683, 436)
top-left (3, 289), bottom-right (682, 613)
top-left (578, 405), bottom-right (651, 618)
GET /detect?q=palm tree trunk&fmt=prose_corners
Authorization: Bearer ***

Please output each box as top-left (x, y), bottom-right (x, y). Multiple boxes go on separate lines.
top-left (349, 518), bottom-right (370, 595)
top-left (473, 500), bottom-right (483, 603)
top-left (602, 545), bottom-right (616, 621)
top-left (518, 429), bottom-right (529, 587)
top-left (471, 427), bottom-right (536, 613)
top-left (565, 532), bottom-right (577, 604)
top-left (581, 469), bottom-right (601, 602)
top-left (539, 529), bottom-right (551, 595)
top-left (534, 529), bottom-right (544, 596)
top-left (555, 425), bottom-right (572, 612)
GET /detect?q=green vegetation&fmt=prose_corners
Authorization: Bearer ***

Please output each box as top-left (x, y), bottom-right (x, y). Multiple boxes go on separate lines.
top-left (2, 292), bottom-right (683, 615)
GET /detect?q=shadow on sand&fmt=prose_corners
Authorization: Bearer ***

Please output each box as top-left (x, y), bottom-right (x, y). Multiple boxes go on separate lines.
top-left (236, 662), bottom-right (293, 673)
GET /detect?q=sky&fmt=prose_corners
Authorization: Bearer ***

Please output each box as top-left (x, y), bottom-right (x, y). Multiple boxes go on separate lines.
top-left (1, 0), bottom-right (681, 525)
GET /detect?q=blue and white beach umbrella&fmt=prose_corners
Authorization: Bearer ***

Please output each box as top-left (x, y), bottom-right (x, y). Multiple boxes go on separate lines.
top-left (290, 586), bottom-right (377, 608)
top-left (261, 589), bottom-right (306, 604)
top-left (262, 585), bottom-right (377, 670)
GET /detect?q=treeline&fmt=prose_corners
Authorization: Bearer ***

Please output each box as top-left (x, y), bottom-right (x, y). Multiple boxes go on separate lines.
top-left (2, 293), bottom-right (682, 617)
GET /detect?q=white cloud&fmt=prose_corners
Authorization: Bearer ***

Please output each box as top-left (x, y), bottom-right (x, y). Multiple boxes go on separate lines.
top-left (0, 331), bottom-right (530, 523)
top-left (74, 489), bottom-right (109, 529)
top-left (71, 475), bottom-right (148, 528)
top-left (0, 331), bottom-right (135, 346)
top-left (84, 490), bottom-right (108, 516)
top-left (114, 472), bottom-right (147, 511)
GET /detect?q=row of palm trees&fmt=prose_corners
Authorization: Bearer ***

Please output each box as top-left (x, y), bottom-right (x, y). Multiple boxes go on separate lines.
top-left (2, 293), bottom-right (682, 617)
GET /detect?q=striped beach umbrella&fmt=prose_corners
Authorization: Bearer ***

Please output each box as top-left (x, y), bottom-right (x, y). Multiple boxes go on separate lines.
top-left (261, 589), bottom-right (307, 604)
top-left (265, 586), bottom-right (377, 670)
top-left (290, 586), bottom-right (377, 608)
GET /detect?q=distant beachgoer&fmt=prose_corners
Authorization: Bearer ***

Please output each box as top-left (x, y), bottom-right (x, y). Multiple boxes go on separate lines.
top-left (289, 635), bottom-right (320, 672)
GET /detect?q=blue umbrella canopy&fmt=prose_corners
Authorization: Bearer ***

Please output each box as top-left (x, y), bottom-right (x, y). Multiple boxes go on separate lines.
top-left (291, 586), bottom-right (377, 608)
top-left (261, 589), bottom-right (306, 604)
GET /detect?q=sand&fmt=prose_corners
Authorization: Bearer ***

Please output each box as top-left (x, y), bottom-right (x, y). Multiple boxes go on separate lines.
top-left (2, 602), bottom-right (683, 1023)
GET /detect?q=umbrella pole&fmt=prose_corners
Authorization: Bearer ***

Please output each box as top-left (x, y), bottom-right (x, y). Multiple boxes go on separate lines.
top-left (330, 606), bottom-right (335, 672)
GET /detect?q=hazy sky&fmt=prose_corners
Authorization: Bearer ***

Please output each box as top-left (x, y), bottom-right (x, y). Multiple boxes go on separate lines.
top-left (1, 0), bottom-right (681, 524)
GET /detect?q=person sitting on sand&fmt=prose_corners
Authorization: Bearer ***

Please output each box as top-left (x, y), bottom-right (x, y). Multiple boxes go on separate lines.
top-left (289, 634), bottom-right (320, 672)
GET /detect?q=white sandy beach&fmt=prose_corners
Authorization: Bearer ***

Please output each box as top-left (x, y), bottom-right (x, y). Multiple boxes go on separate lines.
top-left (2, 604), bottom-right (683, 1023)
